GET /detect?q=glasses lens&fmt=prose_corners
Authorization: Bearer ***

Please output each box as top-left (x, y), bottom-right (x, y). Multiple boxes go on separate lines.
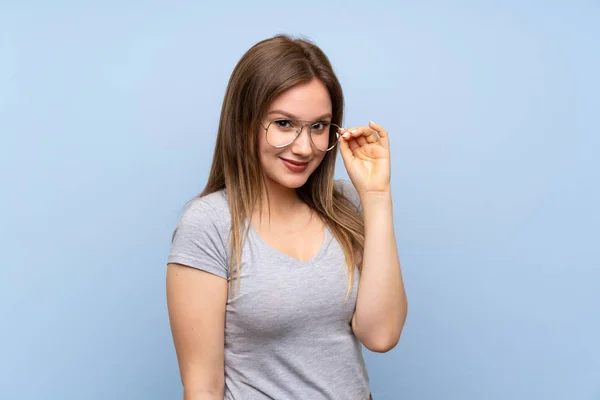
top-left (266, 119), bottom-right (301, 148)
top-left (266, 119), bottom-right (340, 151)
top-left (310, 122), bottom-right (340, 151)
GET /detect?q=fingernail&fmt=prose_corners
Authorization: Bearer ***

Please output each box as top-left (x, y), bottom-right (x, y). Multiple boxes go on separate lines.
top-left (342, 132), bottom-right (350, 138)
top-left (349, 129), bottom-right (357, 134)
top-left (369, 121), bottom-right (376, 125)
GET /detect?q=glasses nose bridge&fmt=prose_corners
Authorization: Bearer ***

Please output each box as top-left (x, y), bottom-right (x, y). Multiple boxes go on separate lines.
top-left (292, 122), bottom-right (313, 152)
top-left (294, 121), bottom-right (312, 137)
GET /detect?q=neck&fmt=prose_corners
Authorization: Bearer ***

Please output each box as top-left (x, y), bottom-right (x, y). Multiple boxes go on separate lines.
top-left (258, 177), bottom-right (305, 217)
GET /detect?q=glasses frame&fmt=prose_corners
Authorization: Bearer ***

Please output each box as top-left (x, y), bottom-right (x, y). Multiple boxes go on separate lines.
top-left (260, 118), bottom-right (341, 152)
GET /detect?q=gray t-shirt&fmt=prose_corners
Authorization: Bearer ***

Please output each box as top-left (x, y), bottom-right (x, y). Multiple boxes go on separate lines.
top-left (167, 180), bottom-right (370, 399)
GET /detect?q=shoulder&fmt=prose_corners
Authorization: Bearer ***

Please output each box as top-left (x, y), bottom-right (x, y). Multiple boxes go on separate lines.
top-left (192, 189), bottom-right (228, 212)
top-left (169, 190), bottom-right (231, 278)
top-left (333, 179), bottom-right (360, 207)
top-left (177, 190), bottom-right (230, 235)
top-left (185, 190), bottom-right (229, 219)
top-left (334, 179), bottom-right (362, 210)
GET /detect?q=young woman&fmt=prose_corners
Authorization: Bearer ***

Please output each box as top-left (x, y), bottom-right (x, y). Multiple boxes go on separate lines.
top-left (166, 34), bottom-right (408, 400)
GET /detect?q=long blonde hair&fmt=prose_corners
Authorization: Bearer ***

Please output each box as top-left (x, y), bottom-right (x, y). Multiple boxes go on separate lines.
top-left (200, 34), bottom-right (364, 297)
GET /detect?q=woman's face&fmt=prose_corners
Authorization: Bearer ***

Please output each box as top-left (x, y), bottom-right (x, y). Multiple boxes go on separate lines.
top-left (258, 78), bottom-right (333, 190)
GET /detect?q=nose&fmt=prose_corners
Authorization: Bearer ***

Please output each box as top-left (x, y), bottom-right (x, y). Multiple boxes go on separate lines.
top-left (290, 125), bottom-right (312, 156)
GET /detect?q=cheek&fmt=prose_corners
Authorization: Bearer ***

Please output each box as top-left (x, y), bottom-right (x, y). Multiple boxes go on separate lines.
top-left (312, 150), bottom-right (327, 165)
top-left (258, 135), bottom-right (277, 168)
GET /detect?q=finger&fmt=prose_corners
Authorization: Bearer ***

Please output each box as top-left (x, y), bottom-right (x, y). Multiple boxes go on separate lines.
top-left (356, 126), bottom-right (379, 144)
top-left (341, 126), bottom-right (379, 142)
top-left (339, 131), bottom-right (361, 153)
top-left (338, 131), bottom-right (355, 165)
top-left (347, 137), bottom-right (360, 154)
top-left (368, 121), bottom-right (389, 147)
top-left (365, 134), bottom-right (378, 144)
top-left (356, 136), bottom-right (369, 147)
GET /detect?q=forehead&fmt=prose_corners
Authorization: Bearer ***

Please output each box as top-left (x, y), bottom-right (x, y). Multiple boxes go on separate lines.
top-left (267, 79), bottom-right (332, 120)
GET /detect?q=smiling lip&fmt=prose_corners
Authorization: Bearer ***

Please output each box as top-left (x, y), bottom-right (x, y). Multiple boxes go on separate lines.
top-left (280, 157), bottom-right (309, 173)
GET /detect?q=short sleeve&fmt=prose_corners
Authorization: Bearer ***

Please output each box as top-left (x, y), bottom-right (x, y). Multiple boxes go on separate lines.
top-left (167, 199), bottom-right (229, 280)
top-left (335, 179), bottom-right (362, 213)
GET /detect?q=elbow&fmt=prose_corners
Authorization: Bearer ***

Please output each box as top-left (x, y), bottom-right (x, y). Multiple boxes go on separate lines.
top-left (362, 331), bottom-right (401, 353)
top-left (182, 376), bottom-right (224, 400)
top-left (183, 387), bottom-right (224, 400)
top-left (357, 309), bottom-right (407, 353)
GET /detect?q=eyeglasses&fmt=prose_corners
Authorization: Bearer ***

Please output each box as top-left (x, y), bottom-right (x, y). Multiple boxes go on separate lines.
top-left (261, 118), bottom-right (341, 152)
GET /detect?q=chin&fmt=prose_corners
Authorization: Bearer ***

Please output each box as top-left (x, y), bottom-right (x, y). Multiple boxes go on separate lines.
top-left (274, 174), bottom-right (310, 189)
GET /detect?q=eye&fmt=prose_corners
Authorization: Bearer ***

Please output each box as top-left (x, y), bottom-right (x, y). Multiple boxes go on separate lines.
top-left (311, 122), bottom-right (329, 133)
top-left (274, 119), bottom-right (294, 129)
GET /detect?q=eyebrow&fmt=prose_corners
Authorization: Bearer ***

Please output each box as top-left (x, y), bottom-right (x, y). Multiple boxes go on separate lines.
top-left (267, 110), bottom-right (332, 121)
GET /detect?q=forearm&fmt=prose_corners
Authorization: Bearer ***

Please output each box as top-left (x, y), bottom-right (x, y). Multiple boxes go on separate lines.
top-left (353, 189), bottom-right (408, 352)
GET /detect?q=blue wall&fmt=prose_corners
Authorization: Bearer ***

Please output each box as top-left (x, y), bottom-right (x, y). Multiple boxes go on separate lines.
top-left (1, 1), bottom-right (598, 399)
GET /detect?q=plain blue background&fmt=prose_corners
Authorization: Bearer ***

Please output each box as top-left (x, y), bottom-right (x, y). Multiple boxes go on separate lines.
top-left (1, 1), bottom-right (599, 399)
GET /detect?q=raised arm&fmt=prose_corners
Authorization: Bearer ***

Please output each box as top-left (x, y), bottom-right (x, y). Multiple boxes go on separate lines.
top-left (339, 121), bottom-right (408, 353)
